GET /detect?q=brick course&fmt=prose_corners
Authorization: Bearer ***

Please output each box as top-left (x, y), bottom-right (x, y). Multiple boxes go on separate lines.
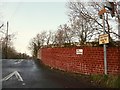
top-left (38, 47), bottom-right (120, 75)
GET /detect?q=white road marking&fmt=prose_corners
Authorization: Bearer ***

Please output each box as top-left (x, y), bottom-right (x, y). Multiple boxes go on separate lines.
top-left (1, 71), bottom-right (23, 82)
top-left (14, 60), bottom-right (23, 64)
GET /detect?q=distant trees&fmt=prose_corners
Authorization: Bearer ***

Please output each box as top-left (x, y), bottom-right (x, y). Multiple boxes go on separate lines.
top-left (1, 33), bottom-right (16, 58)
top-left (1, 33), bottom-right (30, 59)
top-left (28, 25), bottom-right (73, 58)
top-left (67, 2), bottom-right (108, 44)
top-left (55, 24), bottom-right (73, 44)
top-left (88, 2), bottom-right (120, 42)
top-left (29, 1), bottom-right (120, 58)
top-left (54, 25), bottom-right (69, 45)
top-left (0, 22), bottom-right (31, 59)
top-left (67, 1), bottom-right (120, 44)
top-left (28, 31), bottom-right (47, 58)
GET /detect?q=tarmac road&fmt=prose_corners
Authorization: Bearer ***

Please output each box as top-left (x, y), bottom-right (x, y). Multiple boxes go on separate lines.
top-left (2, 59), bottom-right (97, 88)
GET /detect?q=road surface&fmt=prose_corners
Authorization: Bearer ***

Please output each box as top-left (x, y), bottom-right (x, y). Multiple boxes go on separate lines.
top-left (2, 59), bottom-right (98, 88)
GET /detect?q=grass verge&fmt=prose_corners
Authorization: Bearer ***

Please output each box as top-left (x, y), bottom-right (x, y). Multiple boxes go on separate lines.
top-left (90, 74), bottom-right (120, 88)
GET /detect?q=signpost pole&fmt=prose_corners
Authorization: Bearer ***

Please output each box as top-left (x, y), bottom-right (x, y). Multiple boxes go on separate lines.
top-left (102, 13), bottom-right (107, 75)
top-left (99, 2), bottom-right (116, 75)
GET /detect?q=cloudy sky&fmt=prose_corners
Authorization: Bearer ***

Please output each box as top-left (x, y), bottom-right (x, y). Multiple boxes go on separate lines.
top-left (1, 1), bottom-right (69, 56)
top-left (0, 0), bottom-right (119, 56)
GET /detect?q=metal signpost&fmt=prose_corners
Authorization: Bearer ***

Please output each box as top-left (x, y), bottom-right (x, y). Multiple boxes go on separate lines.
top-left (102, 13), bottom-right (107, 75)
top-left (99, 2), bottom-right (116, 75)
top-left (98, 7), bottom-right (108, 75)
top-left (98, 1), bottom-right (116, 74)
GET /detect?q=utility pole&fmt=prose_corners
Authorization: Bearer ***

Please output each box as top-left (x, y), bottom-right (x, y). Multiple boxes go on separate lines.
top-left (0, 24), bottom-right (4, 59)
top-left (5, 21), bottom-right (8, 59)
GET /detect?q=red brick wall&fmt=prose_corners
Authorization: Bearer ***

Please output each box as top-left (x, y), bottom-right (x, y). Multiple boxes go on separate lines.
top-left (38, 47), bottom-right (120, 75)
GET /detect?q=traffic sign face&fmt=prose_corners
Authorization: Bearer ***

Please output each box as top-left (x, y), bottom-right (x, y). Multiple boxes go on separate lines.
top-left (99, 34), bottom-right (109, 44)
top-left (98, 8), bottom-right (107, 15)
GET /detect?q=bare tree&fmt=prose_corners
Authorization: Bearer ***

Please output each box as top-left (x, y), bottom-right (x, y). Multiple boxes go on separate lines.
top-left (89, 1), bottom-right (120, 46)
top-left (67, 1), bottom-right (120, 46)
top-left (67, 2), bottom-right (101, 45)
top-left (54, 27), bottom-right (65, 45)
top-left (58, 24), bottom-right (73, 43)
top-left (1, 33), bottom-right (16, 59)
top-left (45, 30), bottom-right (53, 45)
top-left (28, 31), bottom-right (47, 58)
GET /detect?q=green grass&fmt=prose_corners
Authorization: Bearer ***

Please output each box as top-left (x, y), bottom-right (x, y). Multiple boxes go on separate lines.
top-left (90, 74), bottom-right (120, 88)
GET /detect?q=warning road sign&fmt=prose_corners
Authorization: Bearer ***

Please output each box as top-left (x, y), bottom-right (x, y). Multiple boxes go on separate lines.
top-left (99, 34), bottom-right (109, 44)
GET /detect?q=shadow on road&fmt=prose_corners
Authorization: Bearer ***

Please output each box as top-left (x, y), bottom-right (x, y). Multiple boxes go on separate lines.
top-left (2, 59), bottom-right (100, 88)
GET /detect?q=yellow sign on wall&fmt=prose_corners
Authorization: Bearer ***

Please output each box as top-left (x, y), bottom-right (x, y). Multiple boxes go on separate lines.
top-left (99, 34), bottom-right (109, 44)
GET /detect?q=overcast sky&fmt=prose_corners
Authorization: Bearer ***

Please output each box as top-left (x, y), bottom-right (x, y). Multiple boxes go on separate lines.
top-left (1, 2), bottom-right (69, 56)
top-left (0, 0), bottom-right (119, 56)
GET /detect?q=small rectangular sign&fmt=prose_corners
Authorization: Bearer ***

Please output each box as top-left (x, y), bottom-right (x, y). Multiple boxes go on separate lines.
top-left (76, 49), bottom-right (83, 55)
top-left (99, 34), bottom-right (109, 44)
